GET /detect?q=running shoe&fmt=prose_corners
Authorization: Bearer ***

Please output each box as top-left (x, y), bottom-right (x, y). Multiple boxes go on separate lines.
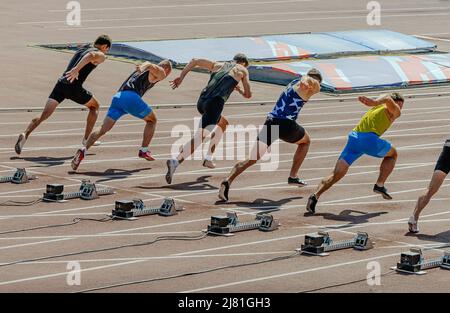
top-left (15, 133), bottom-right (26, 155)
top-left (138, 150), bottom-right (155, 161)
top-left (408, 216), bottom-right (419, 233)
top-left (165, 159), bottom-right (178, 184)
top-left (218, 181), bottom-right (230, 202)
top-left (373, 184), bottom-right (393, 200)
top-left (306, 194), bottom-right (318, 214)
top-left (82, 138), bottom-right (101, 147)
top-left (288, 177), bottom-right (308, 186)
top-left (203, 159), bottom-right (216, 169)
top-left (71, 148), bottom-right (85, 171)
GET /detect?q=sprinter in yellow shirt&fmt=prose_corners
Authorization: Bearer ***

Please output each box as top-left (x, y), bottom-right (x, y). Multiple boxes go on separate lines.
top-left (306, 92), bottom-right (404, 214)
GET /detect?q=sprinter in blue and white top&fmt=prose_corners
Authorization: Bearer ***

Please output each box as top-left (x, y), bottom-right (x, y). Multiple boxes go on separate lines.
top-left (268, 78), bottom-right (306, 121)
top-left (218, 68), bottom-right (322, 202)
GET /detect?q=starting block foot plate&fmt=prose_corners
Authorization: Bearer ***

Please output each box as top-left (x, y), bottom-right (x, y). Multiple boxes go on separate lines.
top-left (390, 266), bottom-right (427, 275)
top-left (107, 214), bottom-right (138, 221)
top-left (204, 229), bottom-right (234, 237)
top-left (296, 248), bottom-right (329, 257)
top-left (43, 199), bottom-right (68, 203)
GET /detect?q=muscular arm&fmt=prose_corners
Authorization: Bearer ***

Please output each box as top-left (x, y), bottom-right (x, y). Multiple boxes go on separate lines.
top-left (381, 95), bottom-right (401, 118)
top-left (239, 69), bottom-right (252, 99)
top-left (65, 51), bottom-right (106, 83)
top-left (138, 62), bottom-right (166, 81)
top-left (170, 58), bottom-right (221, 89)
top-left (359, 95), bottom-right (401, 118)
top-left (358, 96), bottom-right (381, 107)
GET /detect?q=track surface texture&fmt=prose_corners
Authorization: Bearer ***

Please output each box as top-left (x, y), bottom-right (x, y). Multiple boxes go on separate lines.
top-left (0, 0), bottom-right (450, 293)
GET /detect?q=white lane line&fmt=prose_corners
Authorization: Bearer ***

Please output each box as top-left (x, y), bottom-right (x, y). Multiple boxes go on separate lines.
top-left (0, 144), bottom-right (442, 253)
top-left (1, 196), bottom-right (447, 286)
top-left (180, 214), bottom-right (450, 293)
top-left (57, 13), bottom-right (450, 31)
top-left (0, 260), bottom-right (144, 287)
top-left (1, 251), bottom-right (293, 265)
top-left (2, 100), bottom-right (449, 142)
top-left (415, 35), bottom-right (450, 42)
top-left (2, 98), bottom-right (445, 133)
top-left (0, 195), bottom-right (42, 198)
top-left (178, 250), bottom-right (409, 293)
top-left (0, 231), bottom-right (204, 241)
top-left (2, 132), bottom-right (447, 155)
top-left (0, 174), bottom-right (436, 220)
top-left (48, 0), bottom-right (315, 12)
top-left (19, 6), bottom-right (449, 24)
top-left (0, 238), bottom-right (72, 251)
top-left (321, 183), bottom-right (450, 205)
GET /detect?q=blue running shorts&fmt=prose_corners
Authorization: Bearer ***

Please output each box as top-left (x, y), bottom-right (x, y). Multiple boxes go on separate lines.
top-left (106, 91), bottom-right (152, 121)
top-left (339, 131), bottom-right (392, 166)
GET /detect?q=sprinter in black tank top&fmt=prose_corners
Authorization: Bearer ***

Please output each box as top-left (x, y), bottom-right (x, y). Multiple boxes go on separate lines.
top-left (165, 53), bottom-right (252, 185)
top-left (14, 35), bottom-right (111, 155)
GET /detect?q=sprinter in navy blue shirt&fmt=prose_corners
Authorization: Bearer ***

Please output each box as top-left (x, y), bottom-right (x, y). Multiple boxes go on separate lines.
top-left (218, 68), bottom-right (322, 202)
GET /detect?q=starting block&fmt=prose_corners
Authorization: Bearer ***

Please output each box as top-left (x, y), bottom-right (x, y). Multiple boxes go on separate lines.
top-left (297, 231), bottom-right (373, 256)
top-left (109, 198), bottom-right (182, 220)
top-left (206, 212), bottom-right (279, 236)
top-left (42, 180), bottom-right (115, 202)
top-left (0, 168), bottom-right (36, 184)
top-left (392, 248), bottom-right (450, 275)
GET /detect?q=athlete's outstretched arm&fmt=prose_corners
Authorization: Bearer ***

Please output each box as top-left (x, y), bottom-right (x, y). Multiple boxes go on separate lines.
top-left (65, 51), bottom-right (106, 83)
top-left (358, 96), bottom-right (379, 107)
top-left (170, 58), bottom-right (220, 89)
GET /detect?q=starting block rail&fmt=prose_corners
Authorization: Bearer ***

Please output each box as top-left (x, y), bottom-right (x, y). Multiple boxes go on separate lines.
top-left (109, 198), bottom-right (182, 220)
top-left (43, 181), bottom-right (115, 202)
top-left (392, 248), bottom-right (450, 275)
top-left (297, 231), bottom-right (373, 256)
top-left (0, 168), bottom-right (36, 184)
top-left (206, 212), bottom-right (279, 236)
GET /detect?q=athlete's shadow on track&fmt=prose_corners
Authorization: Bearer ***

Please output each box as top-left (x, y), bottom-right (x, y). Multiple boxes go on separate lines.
top-left (216, 196), bottom-right (304, 211)
top-left (138, 175), bottom-right (217, 191)
top-left (10, 155), bottom-right (74, 167)
top-left (71, 167), bottom-right (152, 183)
top-left (406, 230), bottom-right (450, 245)
top-left (307, 209), bottom-right (388, 227)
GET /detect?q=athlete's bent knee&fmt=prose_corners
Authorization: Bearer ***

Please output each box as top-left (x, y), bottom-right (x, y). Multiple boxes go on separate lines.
top-left (387, 146), bottom-right (397, 159)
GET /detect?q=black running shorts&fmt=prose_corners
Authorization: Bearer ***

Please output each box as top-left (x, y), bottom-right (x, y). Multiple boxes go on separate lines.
top-left (257, 117), bottom-right (306, 147)
top-left (435, 140), bottom-right (450, 174)
top-left (197, 96), bottom-right (225, 130)
top-left (49, 81), bottom-right (93, 105)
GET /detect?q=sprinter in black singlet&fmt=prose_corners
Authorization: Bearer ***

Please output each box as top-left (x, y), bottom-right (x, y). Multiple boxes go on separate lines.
top-left (70, 60), bottom-right (172, 171)
top-left (14, 35), bottom-right (112, 155)
top-left (165, 53), bottom-right (252, 184)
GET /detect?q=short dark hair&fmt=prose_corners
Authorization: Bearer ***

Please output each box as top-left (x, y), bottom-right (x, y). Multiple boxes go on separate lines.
top-left (307, 68), bottom-right (322, 84)
top-left (390, 92), bottom-right (404, 103)
top-left (94, 35), bottom-right (112, 48)
top-left (233, 53), bottom-right (249, 67)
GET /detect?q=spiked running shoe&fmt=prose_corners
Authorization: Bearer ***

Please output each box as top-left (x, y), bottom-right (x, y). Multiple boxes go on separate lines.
top-left (165, 159), bottom-right (178, 184)
top-left (15, 133), bottom-right (26, 155)
top-left (71, 148), bottom-right (85, 171)
top-left (408, 216), bottom-right (419, 234)
top-left (288, 177), bottom-right (308, 186)
top-left (373, 184), bottom-right (393, 200)
top-left (203, 159), bottom-right (216, 169)
top-left (306, 194), bottom-right (318, 214)
top-left (139, 150), bottom-right (155, 161)
top-left (219, 181), bottom-right (230, 202)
